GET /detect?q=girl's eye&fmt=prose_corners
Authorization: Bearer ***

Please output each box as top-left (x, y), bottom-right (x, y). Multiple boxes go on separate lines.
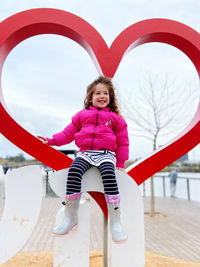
top-left (95, 91), bottom-right (108, 95)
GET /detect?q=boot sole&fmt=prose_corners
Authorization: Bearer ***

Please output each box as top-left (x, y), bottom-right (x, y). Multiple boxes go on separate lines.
top-left (52, 224), bottom-right (78, 236)
top-left (113, 237), bottom-right (128, 244)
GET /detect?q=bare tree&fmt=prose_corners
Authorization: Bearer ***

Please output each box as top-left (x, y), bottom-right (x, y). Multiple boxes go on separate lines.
top-left (120, 71), bottom-right (199, 216)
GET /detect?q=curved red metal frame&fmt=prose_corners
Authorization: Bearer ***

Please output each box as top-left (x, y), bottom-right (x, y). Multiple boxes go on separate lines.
top-left (0, 9), bottom-right (199, 215)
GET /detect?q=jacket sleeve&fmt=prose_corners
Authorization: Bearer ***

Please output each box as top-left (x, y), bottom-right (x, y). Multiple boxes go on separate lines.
top-left (115, 116), bottom-right (129, 168)
top-left (46, 112), bottom-right (81, 146)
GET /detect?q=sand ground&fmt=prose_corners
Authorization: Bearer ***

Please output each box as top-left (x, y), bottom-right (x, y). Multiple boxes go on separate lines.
top-left (1, 250), bottom-right (200, 267)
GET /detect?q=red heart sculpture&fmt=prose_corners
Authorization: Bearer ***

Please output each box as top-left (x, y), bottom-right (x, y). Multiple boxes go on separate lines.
top-left (0, 8), bottom-right (200, 187)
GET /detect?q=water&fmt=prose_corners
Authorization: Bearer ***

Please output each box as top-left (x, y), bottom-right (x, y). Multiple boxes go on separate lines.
top-left (140, 172), bottom-right (200, 202)
top-left (1, 166), bottom-right (200, 203)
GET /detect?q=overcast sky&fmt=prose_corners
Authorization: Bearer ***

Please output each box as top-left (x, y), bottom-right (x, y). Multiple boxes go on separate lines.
top-left (0, 0), bottom-right (199, 162)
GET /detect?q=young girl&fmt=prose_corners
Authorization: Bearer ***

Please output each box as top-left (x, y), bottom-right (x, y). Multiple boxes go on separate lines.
top-left (38, 76), bottom-right (129, 243)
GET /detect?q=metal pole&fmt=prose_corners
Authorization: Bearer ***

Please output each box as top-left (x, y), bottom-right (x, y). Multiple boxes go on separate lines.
top-left (163, 176), bottom-right (166, 197)
top-left (103, 215), bottom-right (108, 267)
top-left (186, 178), bottom-right (190, 201)
top-left (143, 182), bottom-right (145, 197)
top-left (45, 170), bottom-right (49, 195)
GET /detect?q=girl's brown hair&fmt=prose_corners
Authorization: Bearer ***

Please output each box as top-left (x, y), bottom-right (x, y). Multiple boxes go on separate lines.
top-left (84, 76), bottom-right (121, 115)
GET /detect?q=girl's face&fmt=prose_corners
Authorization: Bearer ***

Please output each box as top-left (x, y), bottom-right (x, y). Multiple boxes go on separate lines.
top-left (91, 83), bottom-right (110, 108)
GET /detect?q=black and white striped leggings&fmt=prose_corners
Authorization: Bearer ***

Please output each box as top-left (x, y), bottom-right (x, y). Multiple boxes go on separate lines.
top-left (66, 157), bottom-right (119, 195)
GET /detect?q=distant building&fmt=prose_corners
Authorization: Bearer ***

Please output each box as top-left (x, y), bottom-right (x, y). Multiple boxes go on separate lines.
top-left (174, 153), bottom-right (199, 167)
top-left (176, 153), bottom-right (188, 162)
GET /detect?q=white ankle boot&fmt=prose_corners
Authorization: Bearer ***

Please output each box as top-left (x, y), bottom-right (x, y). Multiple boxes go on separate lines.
top-left (52, 193), bottom-right (81, 235)
top-left (105, 194), bottom-right (128, 243)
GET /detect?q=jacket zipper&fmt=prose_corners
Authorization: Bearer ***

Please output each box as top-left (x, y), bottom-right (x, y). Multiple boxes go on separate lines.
top-left (91, 110), bottom-right (99, 150)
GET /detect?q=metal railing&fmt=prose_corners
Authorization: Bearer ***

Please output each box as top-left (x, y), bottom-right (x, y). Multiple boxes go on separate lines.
top-left (142, 175), bottom-right (200, 201)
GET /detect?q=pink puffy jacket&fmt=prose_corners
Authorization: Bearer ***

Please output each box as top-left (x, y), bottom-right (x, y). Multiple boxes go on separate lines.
top-left (47, 106), bottom-right (129, 168)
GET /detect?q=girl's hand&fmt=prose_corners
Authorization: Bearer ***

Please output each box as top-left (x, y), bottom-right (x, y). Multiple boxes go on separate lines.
top-left (37, 136), bottom-right (48, 145)
top-left (116, 167), bottom-right (126, 172)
